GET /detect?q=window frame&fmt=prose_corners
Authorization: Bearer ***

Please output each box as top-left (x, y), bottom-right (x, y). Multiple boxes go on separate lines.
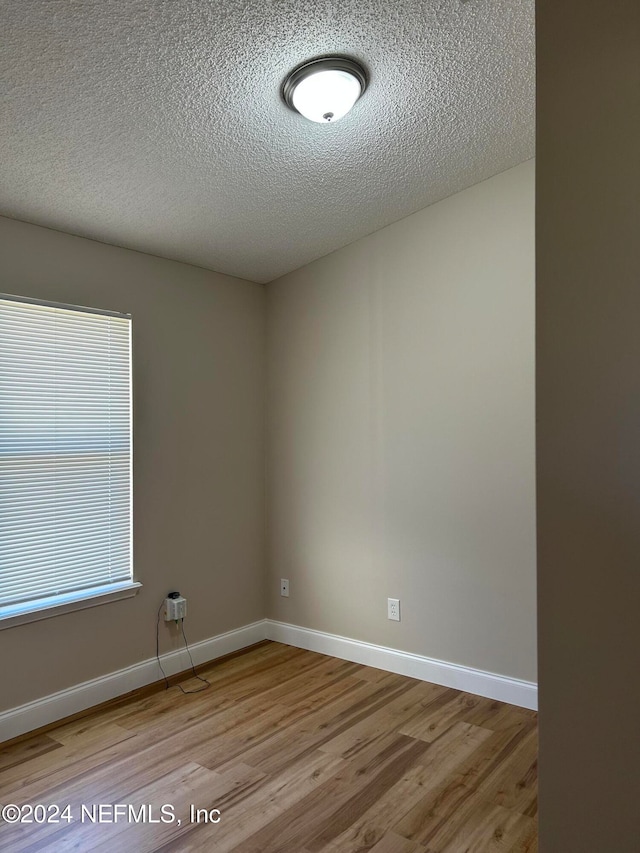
top-left (0, 293), bottom-right (140, 630)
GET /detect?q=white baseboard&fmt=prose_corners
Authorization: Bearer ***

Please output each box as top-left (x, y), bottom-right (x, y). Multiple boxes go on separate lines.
top-left (0, 617), bottom-right (536, 743)
top-left (0, 620), bottom-right (267, 743)
top-left (265, 620), bottom-right (537, 711)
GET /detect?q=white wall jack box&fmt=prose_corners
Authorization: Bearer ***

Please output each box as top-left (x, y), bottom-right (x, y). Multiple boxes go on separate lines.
top-left (164, 595), bottom-right (187, 621)
top-left (387, 598), bottom-right (400, 621)
top-left (280, 578), bottom-right (290, 597)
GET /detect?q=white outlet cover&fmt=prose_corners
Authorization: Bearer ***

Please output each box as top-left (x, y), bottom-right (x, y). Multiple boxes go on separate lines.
top-left (387, 598), bottom-right (400, 621)
top-left (280, 579), bottom-right (290, 597)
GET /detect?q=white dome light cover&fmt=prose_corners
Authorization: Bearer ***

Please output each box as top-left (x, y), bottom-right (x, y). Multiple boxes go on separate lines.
top-left (283, 56), bottom-right (367, 124)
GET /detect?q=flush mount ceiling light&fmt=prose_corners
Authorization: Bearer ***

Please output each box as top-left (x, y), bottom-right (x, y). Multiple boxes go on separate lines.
top-left (282, 56), bottom-right (367, 124)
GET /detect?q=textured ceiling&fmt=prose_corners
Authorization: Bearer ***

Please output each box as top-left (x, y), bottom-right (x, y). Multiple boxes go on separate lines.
top-left (1, 1), bottom-right (534, 283)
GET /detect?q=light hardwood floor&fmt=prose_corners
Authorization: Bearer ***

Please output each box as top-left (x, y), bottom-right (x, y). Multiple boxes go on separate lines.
top-left (0, 641), bottom-right (537, 852)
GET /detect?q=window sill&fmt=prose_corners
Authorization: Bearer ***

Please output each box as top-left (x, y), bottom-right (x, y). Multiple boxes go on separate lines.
top-left (0, 582), bottom-right (142, 630)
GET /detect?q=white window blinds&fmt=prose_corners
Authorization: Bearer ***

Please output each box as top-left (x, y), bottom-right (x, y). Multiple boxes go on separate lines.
top-left (0, 294), bottom-right (132, 619)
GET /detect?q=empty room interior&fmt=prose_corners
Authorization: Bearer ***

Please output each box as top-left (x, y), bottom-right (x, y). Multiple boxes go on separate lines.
top-left (1, 1), bottom-right (638, 851)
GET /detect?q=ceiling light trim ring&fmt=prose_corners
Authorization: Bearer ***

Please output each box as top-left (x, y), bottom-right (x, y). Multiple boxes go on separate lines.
top-left (282, 56), bottom-right (368, 122)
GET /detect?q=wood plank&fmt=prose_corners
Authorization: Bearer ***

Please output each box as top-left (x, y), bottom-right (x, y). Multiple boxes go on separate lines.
top-left (369, 832), bottom-right (428, 853)
top-left (402, 794), bottom-right (537, 852)
top-left (473, 724), bottom-right (538, 817)
top-left (153, 749), bottom-right (347, 852)
top-left (212, 676), bottom-right (418, 776)
top-left (232, 734), bottom-right (430, 853)
top-left (319, 682), bottom-right (449, 758)
top-left (394, 728), bottom-right (538, 850)
top-left (313, 723), bottom-right (493, 852)
top-left (0, 724), bottom-right (137, 798)
top-left (460, 696), bottom-right (538, 733)
top-left (397, 690), bottom-right (486, 743)
top-left (0, 734), bottom-right (62, 772)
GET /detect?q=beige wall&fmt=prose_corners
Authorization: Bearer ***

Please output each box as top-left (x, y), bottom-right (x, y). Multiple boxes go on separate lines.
top-left (0, 216), bottom-right (266, 710)
top-left (266, 161), bottom-right (536, 681)
top-left (537, 0), bottom-right (640, 849)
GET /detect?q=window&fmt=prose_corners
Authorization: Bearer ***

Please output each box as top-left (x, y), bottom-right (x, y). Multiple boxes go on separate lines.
top-left (0, 294), bottom-right (138, 628)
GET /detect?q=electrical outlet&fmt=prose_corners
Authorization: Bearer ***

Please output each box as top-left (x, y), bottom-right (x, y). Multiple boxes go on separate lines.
top-left (164, 595), bottom-right (187, 620)
top-left (387, 598), bottom-right (400, 621)
top-left (280, 578), bottom-right (290, 597)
